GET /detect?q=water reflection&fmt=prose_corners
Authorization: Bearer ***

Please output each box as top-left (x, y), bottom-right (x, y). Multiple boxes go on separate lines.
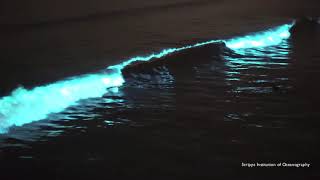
top-left (0, 93), bottom-right (127, 147)
top-left (223, 40), bottom-right (291, 94)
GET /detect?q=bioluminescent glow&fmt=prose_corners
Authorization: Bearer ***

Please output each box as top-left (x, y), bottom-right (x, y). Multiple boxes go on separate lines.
top-left (108, 39), bottom-right (222, 72)
top-left (225, 23), bottom-right (294, 49)
top-left (0, 71), bottom-right (124, 133)
top-left (0, 22), bottom-right (294, 133)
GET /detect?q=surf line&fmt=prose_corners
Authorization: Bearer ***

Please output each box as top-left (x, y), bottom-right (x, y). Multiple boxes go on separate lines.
top-left (0, 22), bottom-right (294, 133)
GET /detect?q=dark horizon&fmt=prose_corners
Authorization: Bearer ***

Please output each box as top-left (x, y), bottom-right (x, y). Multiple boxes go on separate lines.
top-left (1, 0), bottom-right (319, 26)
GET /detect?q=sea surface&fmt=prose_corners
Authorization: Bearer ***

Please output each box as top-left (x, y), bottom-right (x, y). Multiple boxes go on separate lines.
top-left (0, 1), bottom-right (320, 179)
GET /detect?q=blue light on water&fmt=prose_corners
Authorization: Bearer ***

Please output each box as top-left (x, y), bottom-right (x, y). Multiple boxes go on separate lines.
top-left (0, 71), bottom-right (124, 133)
top-left (225, 23), bottom-right (293, 49)
top-left (0, 22), bottom-right (294, 133)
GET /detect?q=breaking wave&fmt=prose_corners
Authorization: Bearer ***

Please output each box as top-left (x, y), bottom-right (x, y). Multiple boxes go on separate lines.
top-left (0, 22), bottom-right (294, 133)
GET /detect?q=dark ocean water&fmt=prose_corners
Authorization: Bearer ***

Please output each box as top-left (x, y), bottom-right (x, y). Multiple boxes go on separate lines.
top-left (1, 1), bottom-right (320, 179)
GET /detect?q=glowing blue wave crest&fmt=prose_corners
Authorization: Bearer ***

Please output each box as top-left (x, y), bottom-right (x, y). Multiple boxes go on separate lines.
top-left (225, 23), bottom-right (293, 49)
top-left (0, 22), bottom-right (294, 133)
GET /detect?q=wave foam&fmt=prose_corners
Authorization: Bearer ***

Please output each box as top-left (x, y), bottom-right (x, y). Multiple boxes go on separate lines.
top-left (0, 22), bottom-right (294, 133)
